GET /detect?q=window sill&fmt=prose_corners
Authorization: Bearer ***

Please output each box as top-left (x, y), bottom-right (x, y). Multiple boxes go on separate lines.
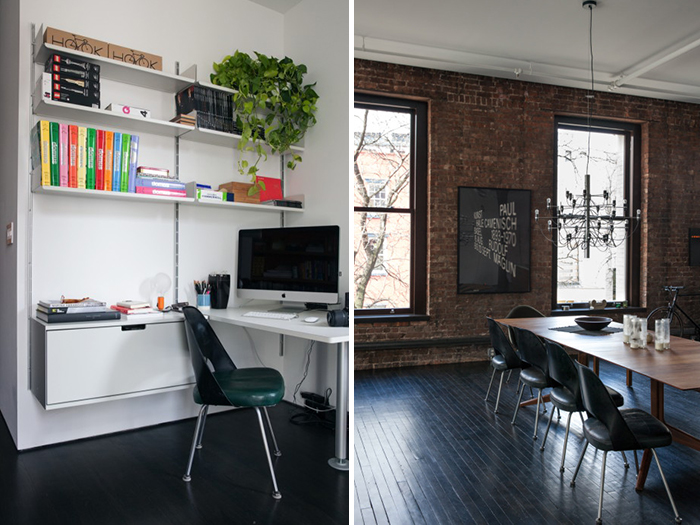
top-left (551, 306), bottom-right (646, 317)
top-left (354, 314), bottom-right (430, 324)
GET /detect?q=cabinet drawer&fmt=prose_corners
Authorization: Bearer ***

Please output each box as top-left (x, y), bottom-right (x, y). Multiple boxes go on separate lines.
top-left (38, 321), bottom-right (193, 408)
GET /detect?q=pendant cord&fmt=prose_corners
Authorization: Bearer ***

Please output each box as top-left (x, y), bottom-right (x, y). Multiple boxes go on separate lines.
top-left (586, 3), bottom-right (594, 177)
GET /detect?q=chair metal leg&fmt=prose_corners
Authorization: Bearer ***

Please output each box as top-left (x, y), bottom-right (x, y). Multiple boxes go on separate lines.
top-left (651, 449), bottom-right (682, 524)
top-left (570, 441), bottom-right (588, 487)
top-left (485, 366), bottom-right (497, 401)
top-left (512, 380), bottom-right (526, 425)
top-left (254, 407), bottom-right (282, 499)
top-left (533, 390), bottom-right (542, 440)
top-left (506, 369), bottom-right (513, 383)
top-left (540, 403), bottom-right (556, 451)
top-left (494, 371), bottom-right (505, 414)
top-left (262, 407), bottom-right (281, 457)
top-left (620, 450), bottom-right (629, 469)
top-left (596, 451), bottom-right (608, 525)
top-left (183, 405), bottom-right (208, 482)
top-left (195, 405), bottom-right (209, 449)
top-left (560, 412), bottom-right (573, 472)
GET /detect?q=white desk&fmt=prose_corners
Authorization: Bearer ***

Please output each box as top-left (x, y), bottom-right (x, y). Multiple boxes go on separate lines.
top-left (204, 307), bottom-right (350, 471)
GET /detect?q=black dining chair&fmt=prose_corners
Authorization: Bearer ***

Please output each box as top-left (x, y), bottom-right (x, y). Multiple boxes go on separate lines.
top-left (510, 327), bottom-right (558, 439)
top-left (541, 340), bottom-right (627, 473)
top-left (485, 318), bottom-right (529, 414)
top-left (575, 362), bottom-right (681, 525)
top-left (503, 305), bottom-right (545, 383)
top-left (181, 306), bottom-right (285, 499)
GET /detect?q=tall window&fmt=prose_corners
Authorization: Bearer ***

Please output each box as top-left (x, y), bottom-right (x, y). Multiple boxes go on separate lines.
top-left (354, 93), bottom-right (427, 318)
top-left (554, 116), bottom-right (641, 308)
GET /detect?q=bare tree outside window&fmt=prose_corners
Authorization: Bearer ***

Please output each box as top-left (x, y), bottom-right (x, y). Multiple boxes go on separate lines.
top-left (354, 107), bottom-right (412, 310)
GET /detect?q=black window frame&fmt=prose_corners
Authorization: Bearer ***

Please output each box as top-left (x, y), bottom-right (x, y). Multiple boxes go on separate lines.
top-left (354, 92), bottom-right (428, 321)
top-left (552, 115), bottom-right (641, 310)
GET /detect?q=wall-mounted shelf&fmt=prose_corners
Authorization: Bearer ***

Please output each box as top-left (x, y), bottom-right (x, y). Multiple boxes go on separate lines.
top-left (180, 198), bottom-right (303, 213)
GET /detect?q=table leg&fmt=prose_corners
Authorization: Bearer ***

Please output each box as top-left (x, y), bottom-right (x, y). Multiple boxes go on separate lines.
top-left (328, 341), bottom-right (349, 471)
top-left (577, 352), bottom-right (588, 366)
top-left (636, 380), bottom-right (665, 491)
top-left (626, 369), bottom-right (633, 387)
top-left (592, 356), bottom-right (599, 375)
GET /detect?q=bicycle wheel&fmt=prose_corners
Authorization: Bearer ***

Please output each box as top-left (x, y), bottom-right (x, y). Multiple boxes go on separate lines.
top-left (647, 307), bottom-right (684, 338)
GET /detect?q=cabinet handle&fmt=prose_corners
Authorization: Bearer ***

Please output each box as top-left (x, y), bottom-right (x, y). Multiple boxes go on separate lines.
top-left (121, 324), bottom-right (146, 331)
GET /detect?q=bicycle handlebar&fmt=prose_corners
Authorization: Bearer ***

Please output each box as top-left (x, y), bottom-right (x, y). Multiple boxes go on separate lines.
top-left (664, 285), bottom-right (685, 292)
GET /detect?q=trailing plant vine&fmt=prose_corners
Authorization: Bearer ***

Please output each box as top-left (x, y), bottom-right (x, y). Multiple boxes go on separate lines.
top-left (210, 51), bottom-right (319, 194)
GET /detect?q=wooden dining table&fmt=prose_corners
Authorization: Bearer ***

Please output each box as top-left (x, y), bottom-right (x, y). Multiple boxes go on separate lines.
top-left (495, 315), bottom-right (700, 491)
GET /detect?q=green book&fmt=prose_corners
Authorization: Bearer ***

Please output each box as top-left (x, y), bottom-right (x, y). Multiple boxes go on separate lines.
top-left (86, 128), bottom-right (96, 190)
top-left (120, 134), bottom-right (131, 192)
top-left (49, 121), bottom-right (60, 186)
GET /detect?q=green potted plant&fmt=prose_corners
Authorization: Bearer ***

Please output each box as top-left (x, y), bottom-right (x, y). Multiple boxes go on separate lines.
top-left (210, 51), bottom-right (319, 194)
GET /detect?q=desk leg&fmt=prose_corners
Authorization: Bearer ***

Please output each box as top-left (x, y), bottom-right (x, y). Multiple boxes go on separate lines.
top-left (328, 341), bottom-right (349, 471)
top-left (636, 380), bottom-right (664, 491)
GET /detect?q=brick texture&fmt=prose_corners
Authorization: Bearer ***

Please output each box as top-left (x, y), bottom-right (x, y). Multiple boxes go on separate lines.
top-left (354, 59), bottom-right (700, 371)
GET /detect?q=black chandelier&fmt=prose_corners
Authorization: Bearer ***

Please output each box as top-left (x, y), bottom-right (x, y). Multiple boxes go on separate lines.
top-left (535, 0), bottom-right (641, 258)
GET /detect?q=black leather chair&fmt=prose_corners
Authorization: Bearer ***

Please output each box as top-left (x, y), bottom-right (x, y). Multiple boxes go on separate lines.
top-left (181, 306), bottom-right (285, 499)
top-left (541, 340), bottom-right (626, 473)
top-left (485, 318), bottom-right (529, 414)
top-left (503, 305), bottom-right (545, 384)
top-left (575, 363), bottom-right (681, 525)
top-left (510, 327), bottom-right (558, 439)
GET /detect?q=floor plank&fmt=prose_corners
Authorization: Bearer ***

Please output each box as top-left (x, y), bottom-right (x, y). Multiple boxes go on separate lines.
top-left (355, 361), bottom-right (700, 524)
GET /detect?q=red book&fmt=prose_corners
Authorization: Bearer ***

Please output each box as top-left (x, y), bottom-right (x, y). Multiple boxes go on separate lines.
top-left (258, 176), bottom-right (283, 201)
top-left (135, 187), bottom-right (187, 197)
top-left (68, 125), bottom-right (78, 188)
top-left (95, 129), bottom-right (105, 191)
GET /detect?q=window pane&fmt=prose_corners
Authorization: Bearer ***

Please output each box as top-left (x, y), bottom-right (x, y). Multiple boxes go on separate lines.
top-left (353, 108), bottom-right (411, 209)
top-left (353, 212), bottom-right (412, 309)
top-left (556, 128), bottom-right (628, 304)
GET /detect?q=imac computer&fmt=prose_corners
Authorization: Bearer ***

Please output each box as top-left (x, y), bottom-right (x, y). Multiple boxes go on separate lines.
top-left (237, 225), bottom-right (340, 311)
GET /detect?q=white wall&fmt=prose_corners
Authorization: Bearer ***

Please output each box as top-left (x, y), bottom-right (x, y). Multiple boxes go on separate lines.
top-left (6, 0), bottom-right (348, 449)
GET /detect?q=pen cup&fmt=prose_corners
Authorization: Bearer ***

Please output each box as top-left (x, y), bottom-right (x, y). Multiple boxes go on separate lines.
top-left (208, 273), bottom-right (231, 309)
top-left (197, 294), bottom-right (210, 307)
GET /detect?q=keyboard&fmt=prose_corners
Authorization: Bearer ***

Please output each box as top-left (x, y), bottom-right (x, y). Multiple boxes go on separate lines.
top-left (243, 311), bottom-right (298, 320)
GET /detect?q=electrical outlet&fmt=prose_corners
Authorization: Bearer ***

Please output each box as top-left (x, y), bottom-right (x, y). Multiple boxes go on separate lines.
top-left (6, 223), bottom-right (13, 245)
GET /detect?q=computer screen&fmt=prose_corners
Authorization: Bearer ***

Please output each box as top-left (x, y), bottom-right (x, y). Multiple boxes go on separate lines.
top-left (237, 225), bottom-right (340, 307)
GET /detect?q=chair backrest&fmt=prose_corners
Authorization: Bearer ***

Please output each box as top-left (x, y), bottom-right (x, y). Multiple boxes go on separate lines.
top-left (486, 317), bottom-right (522, 369)
top-left (577, 362), bottom-right (639, 451)
top-left (545, 340), bottom-right (583, 411)
top-left (512, 327), bottom-right (549, 374)
top-left (505, 305), bottom-right (545, 347)
top-left (182, 306), bottom-right (236, 406)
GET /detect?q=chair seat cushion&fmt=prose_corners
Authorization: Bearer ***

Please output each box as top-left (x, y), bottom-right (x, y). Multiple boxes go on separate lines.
top-left (193, 367), bottom-right (285, 407)
top-left (520, 367), bottom-right (553, 389)
top-left (606, 386), bottom-right (624, 408)
top-left (550, 384), bottom-right (623, 413)
top-left (583, 408), bottom-right (672, 451)
top-left (491, 355), bottom-right (508, 371)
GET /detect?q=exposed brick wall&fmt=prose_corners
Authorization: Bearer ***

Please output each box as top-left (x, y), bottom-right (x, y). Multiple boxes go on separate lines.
top-left (354, 59), bottom-right (700, 371)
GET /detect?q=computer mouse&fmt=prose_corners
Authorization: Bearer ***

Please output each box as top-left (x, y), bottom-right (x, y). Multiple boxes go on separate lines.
top-left (304, 316), bottom-right (319, 323)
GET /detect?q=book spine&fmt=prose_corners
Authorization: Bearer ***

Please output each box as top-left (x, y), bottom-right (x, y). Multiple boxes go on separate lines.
top-left (128, 135), bottom-right (139, 193)
top-left (135, 177), bottom-right (186, 190)
top-left (38, 306), bottom-right (108, 314)
top-left (135, 187), bottom-right (187, 197)
top-left (58, 123), bottom-right (68, 187)
top-left (86, 128), bottom-right (96, 189)
top-left (112, 132), bottom-right (122, 191)
top-left (39, 121), bottom-right (51, 186)
top-left (120, 134), bottom-right (131, 192)
top-left (104, 131), bottom-right (114, 191)
top-left (68, 125), bottom-right (78, 188)
top-left (49, 121), bottom-right (60, 186)
top-left (77, 126), bottom-right (87, 189)
top-left (37, 311), bottom-right (121, 323)
top-left (95, 129), bottom-right (105, 191)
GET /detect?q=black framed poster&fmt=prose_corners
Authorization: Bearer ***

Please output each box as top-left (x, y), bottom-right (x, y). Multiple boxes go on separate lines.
top-left (458, 187), bottom-right (531, 294)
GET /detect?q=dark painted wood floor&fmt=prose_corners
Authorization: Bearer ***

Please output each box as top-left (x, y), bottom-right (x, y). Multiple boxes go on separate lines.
top-left (355, 360), bottom-right (700, 524)
top-left (0, 402), bottom-right (348, 525)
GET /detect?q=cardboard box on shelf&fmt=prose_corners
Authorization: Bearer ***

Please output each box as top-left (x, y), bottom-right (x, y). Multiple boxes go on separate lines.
top-left (44, 27), bottom-right (108, 58)
top-left (107, 44), bottom-right (162, 71)
top-left (218, 182), bottom-right (260, 204)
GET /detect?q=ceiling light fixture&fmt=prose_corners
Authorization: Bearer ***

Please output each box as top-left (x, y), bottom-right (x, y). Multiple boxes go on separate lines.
top-left (535, 0), bottom-right (640, 259)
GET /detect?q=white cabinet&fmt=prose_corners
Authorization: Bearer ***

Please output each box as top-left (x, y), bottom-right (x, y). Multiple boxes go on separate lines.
top-left (31, 317), bottom-right (193, 409)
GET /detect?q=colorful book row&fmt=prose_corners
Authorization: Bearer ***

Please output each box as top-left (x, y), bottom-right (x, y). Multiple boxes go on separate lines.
top-left (31, 120), bottom-right (139, 192)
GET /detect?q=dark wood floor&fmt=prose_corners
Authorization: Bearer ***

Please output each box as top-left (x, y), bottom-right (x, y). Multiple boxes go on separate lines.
top-left (355, 360), bottom-right (700, 524)
top-left (0, 402), bottom-right (348, 525)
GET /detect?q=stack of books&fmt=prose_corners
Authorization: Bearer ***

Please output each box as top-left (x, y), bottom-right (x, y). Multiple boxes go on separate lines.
top-left (110, 300), bottom-right (164, 319)
top-left (43, 53), bottom-right (101, 109)
top-left (36, 298), bottom-right (120, 323)
top-left (175, 85), bottom-right (240, 134)
top-left (170, 114), bottom-right (196, 127)
top-left (31, 120), bottom-right (139, 191)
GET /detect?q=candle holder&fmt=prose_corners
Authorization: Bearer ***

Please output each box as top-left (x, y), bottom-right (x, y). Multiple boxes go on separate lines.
top-left (655, 318), bottom-right (671, 351)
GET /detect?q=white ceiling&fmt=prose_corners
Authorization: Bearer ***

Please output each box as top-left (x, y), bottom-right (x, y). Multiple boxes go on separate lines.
top-left (354, 0), bottom-right (700, 104)
top-left (249, 0), bottom-right (302, 14)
